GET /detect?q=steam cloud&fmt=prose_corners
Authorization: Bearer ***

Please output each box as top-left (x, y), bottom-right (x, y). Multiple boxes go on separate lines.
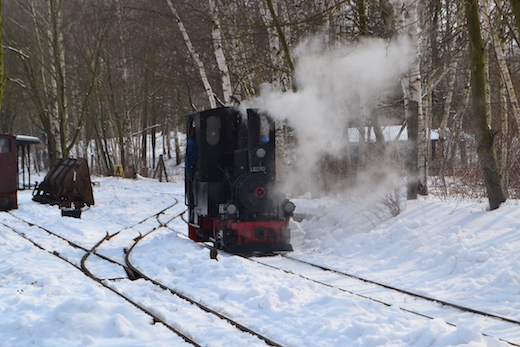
top-left (245, 35), bottom-right (415, 195)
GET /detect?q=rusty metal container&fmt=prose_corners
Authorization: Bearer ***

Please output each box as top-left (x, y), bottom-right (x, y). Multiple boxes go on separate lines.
top-left (33, 158), bottom-right (94, 218)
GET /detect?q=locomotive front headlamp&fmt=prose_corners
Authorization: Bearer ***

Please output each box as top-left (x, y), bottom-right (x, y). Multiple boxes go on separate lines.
top-left (226, 203), bottom-right (237, 215)
top-left (283, 201), bottom-right (296, 214)
top-left (255, 147), bottom-right (266, 158)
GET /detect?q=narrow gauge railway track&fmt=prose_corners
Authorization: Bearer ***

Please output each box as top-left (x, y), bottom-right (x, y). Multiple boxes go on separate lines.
top-left (123, 219), bottom-right (286, 347)
top-left (174, 213), bottom-right (519, 346)
top-left (283, 255), bottom-right (520, 325)
top-left (81, 201), bottom-right (185, 281)
top-left (249, 254), bottom-right (520, 347)
top-left (0, 217), bottom-right (199, 347)
top-left (3, 207), bottom-right (286, 347)
top-left (5, 202), bottom-right (179, 258)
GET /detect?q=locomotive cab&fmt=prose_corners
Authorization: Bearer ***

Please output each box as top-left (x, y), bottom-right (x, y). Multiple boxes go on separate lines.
top-left (185, 107), bottom-right (294, 254)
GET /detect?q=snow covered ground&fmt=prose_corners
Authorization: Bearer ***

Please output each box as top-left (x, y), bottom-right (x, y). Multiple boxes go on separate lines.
top-left (0, 175), bottom-right (519, 346)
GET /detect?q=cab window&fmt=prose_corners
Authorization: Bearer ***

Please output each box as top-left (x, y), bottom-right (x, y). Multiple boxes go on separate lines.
top-left (206, 116), bottom-right (221, 145)
top-left (0, 138), bottom-right (11, 154)
top-left (259, 115), bottom-right (272, 144)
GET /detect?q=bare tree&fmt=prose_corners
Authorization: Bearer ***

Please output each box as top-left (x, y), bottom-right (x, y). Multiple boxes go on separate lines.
top-left (0, 0), bottom-right (517, 200)
top-left (166, 0), bottom-right (216, 109)
top-left (0, 0), bottom-right (7, 113)
top-left (259, 0), bottom-right (294, 90)
top-left (208, 0), bottom-right (232, 104)
top-left (466, 0), bottom-right (506, 209)
top-left (510, 0), bottom-right (520, 32)
top-left (395, 0), bottom-right (426, 199)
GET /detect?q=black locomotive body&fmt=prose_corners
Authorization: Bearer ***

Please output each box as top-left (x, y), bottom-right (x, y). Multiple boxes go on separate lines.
top-left (185, 107), bottom-right (295, 254)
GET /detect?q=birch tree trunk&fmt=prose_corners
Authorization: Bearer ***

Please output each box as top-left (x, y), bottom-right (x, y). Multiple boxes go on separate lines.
top-left (438, 57), bottom-right (460, 169)
top-left (265, 0), bottom-right (293, 74)
top-left (483, 0), bottom-right (520, 134)
top-left (13, 0), bottom-right (62, 163)
top-left (465, 0), bottom-right (506, 209)
top-left (166, 0), bottom-right (216, 109)
top-left (224, 0), bottom-right (256, 101)
top-left (260, 0), bottom-right (293, 90)
top-left (438, 58), bottom-right (460, 140)
top-left (47, 0), bottom-right (71, 158)
top-left (115, 0), bottom-right (133, 171)
top-left (412, 6), bottom-right (427, 197)
top-left (208, 0), bottom-right (232, 105)
top-left (259, 0), bottom-right (294, 178)
top-left (500, 80), bottom-right (509, 184)
top-left (396, 1), bottom-right (426, 198)
top-left (483, 0), bottom-right (515, 185)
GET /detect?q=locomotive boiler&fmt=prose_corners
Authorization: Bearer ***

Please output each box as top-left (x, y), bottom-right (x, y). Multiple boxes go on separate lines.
top-left (185, 107), bottom-right (295, 254)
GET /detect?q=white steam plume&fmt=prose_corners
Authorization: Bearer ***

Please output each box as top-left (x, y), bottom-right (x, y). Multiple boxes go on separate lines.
top-left (244, 35), bottom-right (415, 195)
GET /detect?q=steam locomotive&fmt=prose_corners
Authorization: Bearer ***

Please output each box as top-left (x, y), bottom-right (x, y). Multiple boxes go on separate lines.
top-left (185, 107), bottom-right (295, 254)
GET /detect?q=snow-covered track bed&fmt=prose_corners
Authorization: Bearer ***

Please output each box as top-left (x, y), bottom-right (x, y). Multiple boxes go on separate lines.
top-left (124, 224), bottom-right (286, 347)
top-left (93, 204), bottom-right (284, 346)
top-left (249, 254), bottom-right (520, 346)
top-left (127, 224), bottom-right (501, 346)
top-left (3, 207), bottom-right (284, 347)
top-left (0, 211), bottom-right (197, 346)
top-left (83, 201), bottom-right (185, 281)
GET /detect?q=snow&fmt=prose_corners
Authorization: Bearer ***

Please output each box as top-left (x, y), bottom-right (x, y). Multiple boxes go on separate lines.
top-left (0, 176), bottom-right (519, 346)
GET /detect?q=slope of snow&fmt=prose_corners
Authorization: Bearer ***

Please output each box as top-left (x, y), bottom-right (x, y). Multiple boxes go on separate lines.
top-left (0, 176), bottom-right (517, 346)
top-left (293, 196), bottom-right (520, 320)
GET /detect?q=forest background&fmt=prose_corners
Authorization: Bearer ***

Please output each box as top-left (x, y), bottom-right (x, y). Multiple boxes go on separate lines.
top-left (1, 0), bottom-right (520, 209)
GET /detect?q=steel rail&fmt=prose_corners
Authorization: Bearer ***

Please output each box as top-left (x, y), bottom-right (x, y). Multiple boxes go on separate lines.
top-left (6, 204), bottom-right (286, 347)
top-left (0, 220), bottom-right (201, 347)
top-left (126, 220), bottom-right (286, 347)
top-left (175, 215), bottom-right (520, 347)
top-left (283, 255), bottom-right (520, 326)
